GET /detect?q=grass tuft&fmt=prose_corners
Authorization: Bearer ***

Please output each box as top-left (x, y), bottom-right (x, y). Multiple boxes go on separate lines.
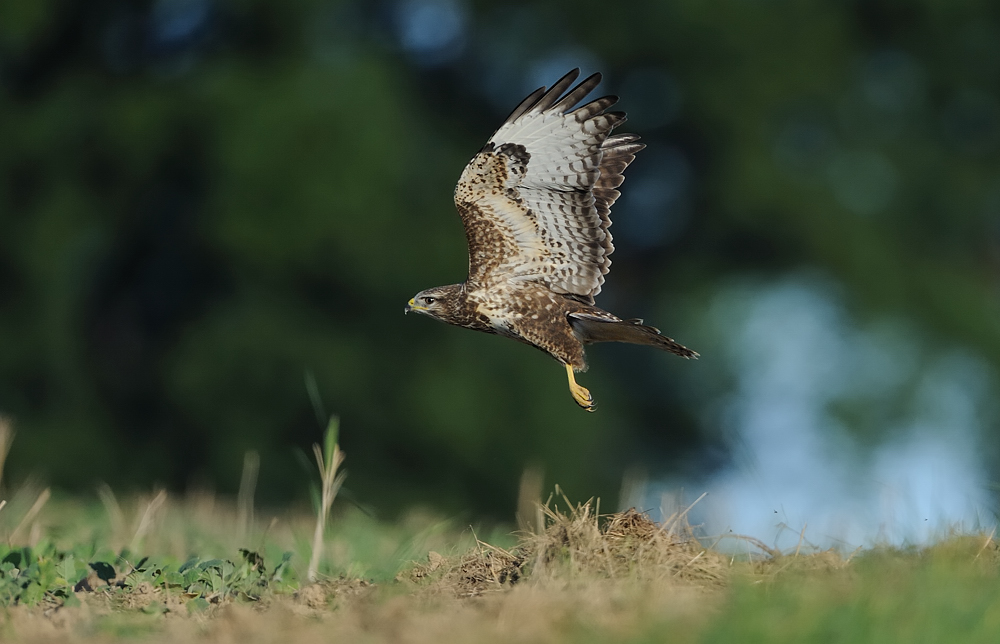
top-left (405, 491), bottom-right (728, 596)
top-left (306, 416), bottom-right (346, 583)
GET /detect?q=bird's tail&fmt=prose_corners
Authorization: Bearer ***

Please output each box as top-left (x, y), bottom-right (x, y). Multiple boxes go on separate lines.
top-left (569, 314), bottom-right (698, 359)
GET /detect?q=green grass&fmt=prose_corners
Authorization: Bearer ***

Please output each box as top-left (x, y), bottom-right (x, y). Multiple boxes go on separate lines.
top-left (698, 540), bottom-right (1000, 644)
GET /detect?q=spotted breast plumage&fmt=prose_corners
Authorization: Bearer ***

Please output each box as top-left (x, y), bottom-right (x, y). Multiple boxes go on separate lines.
top-left (405, 69), bottom-right (697, 411)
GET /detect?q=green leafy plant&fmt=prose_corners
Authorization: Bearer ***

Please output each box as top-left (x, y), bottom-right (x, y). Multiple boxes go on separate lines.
top-left (0, 542), bottom-right (293, 608)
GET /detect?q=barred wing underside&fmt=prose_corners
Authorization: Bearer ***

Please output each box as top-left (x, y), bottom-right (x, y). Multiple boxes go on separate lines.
top-left (453, 69), bottom-right (644, 303)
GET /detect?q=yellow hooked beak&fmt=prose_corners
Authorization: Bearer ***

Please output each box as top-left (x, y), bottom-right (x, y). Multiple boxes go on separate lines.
top-left (405, 298), bottom-right (428, 314)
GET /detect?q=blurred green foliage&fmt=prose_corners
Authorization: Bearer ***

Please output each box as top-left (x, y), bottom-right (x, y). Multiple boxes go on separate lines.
top-left (1, 0), bottom-right (999, 516)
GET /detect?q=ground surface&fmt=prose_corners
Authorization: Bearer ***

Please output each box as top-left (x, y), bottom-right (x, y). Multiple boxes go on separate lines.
top-left (0, 487), bottom-right (998, 643)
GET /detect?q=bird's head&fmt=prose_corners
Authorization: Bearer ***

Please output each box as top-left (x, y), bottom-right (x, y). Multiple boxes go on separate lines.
top-left (404, 285), bottom-right (462, 322)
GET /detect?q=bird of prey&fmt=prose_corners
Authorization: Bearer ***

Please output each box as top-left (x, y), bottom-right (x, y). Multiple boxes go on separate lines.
top-left (405, 69), bottom-right (696, 411)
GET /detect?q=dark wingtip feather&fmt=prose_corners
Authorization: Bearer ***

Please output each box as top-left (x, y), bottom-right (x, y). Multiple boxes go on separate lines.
top-left (553, 72), bottom-right (604, 112)
top-left (533, 68), bottom-right (583, 113)
top-left (504, 86), bottom-right (548, 124)
top-left (500, 69), bottom-right (587, 126)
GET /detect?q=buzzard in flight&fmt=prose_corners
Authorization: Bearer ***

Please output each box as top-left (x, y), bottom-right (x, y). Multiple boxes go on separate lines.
top-left (406, 69), bottom-right (696, 411)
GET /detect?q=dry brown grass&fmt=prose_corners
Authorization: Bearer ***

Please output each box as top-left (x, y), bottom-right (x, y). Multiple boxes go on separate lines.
top-left (404, 495), bottom-right (730, 597)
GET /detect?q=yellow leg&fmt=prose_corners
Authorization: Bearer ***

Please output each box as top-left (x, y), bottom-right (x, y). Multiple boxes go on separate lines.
top-left (565, 364), bottom-right (595, 412)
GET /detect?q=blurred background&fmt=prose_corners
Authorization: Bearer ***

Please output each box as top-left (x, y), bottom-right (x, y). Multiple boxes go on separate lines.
top-left (2, 0), bottom-right (999, 544)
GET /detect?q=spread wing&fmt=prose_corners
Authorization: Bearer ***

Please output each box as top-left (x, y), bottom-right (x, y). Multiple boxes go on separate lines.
top-left (453, 69), bottom-right (644, 304)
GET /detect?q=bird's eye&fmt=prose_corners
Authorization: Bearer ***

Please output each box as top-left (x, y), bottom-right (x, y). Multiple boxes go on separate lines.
top-left (424, 297), bottom-right (436, 304)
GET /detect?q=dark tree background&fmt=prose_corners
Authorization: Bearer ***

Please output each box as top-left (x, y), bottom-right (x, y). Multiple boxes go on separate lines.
top-left (2, 0), bottom-right (999, 518)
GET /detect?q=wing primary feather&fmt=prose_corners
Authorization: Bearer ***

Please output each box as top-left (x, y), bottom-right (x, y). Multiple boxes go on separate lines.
top-left (604, 111), bottom-right (627, 125)
top-left (504, 86), bottom-right (547, 124)
top-left (605, 133), bottom-right (642, 145)
top-left (531, 68), bottom-right (582, 113)
top-left (553, 72), bottom-right (604, 112)
top-left (571, 95), bottom-right (618, 118)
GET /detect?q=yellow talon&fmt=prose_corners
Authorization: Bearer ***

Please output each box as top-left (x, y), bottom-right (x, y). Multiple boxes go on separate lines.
top-left (565, 364), bottom-right (596, 412)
